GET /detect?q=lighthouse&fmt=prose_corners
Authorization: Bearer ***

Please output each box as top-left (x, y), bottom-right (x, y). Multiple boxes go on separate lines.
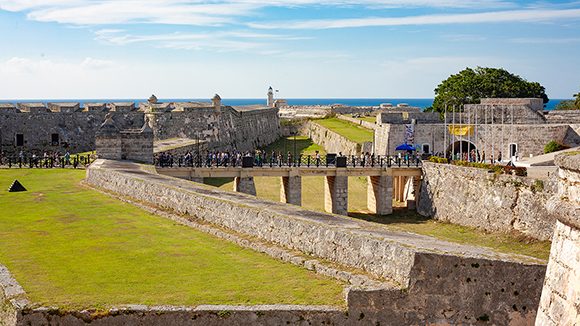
top-left (267, 86), bottom-right (274, 108)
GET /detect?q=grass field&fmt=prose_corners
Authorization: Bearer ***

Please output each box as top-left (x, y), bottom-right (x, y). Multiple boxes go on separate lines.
top-left (261, 136), bottom-right (326, 155)
top-left (314, 118), bottom-right (374, 144)
top-left (0, 169), bottom-right (345, 309)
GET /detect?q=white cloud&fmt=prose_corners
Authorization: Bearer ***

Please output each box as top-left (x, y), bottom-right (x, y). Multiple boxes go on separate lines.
top-left (249, 8), bottom-right (580, 29)
top-left (0, 0), bottom-right (516, 27)
top-left (94, 29), bottom-right (309, 52)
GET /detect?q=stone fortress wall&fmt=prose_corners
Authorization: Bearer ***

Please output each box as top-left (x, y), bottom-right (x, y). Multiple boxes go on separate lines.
top-left (0, 96), bottom-right (280, 155)
top-left (82, 159), bottom-right (546, 325)
top-left (299, 121), bottom-right (372, 155)
top-left (418, 162), bottom-right (557, 241)
top-left (536, 153), bottom-right (580, 325)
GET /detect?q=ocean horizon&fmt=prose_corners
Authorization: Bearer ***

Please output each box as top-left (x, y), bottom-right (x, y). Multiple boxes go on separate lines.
top-left (0, 98), bottom-right (571, 111)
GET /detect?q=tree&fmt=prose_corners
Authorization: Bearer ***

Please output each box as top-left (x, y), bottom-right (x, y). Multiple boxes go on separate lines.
top-left (575, 89), bottom-right (580, 109)
top-left (432, 67), bottom-right (549, 113)
top-left (555, 100), bottom-right (577, 110)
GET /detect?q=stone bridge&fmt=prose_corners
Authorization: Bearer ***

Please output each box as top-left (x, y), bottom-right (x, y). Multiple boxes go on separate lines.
top-left (157, 166), bottom-right (422, 216)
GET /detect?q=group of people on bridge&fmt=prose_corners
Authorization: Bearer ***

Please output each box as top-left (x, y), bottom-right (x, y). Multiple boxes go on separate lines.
top-left (155, 149), bottom-right (422, 168)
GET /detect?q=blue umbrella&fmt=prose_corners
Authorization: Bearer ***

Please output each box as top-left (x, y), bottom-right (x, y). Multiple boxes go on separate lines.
top-left (395, 144), bottom-right (415, 151)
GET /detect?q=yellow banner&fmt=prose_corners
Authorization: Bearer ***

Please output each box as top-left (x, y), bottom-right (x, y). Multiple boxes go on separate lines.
top-left (448, 125), bottom-right (474, 136)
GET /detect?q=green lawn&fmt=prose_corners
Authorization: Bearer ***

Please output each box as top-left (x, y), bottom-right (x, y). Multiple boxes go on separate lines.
top-left (348, 115), bottom-right (376, 123)
top-left (0, 169), bottom-right (345, 309)
top-left (261, 136), bottom-right (326, 155)
top-left (314, 118), bottom-right (374, 144)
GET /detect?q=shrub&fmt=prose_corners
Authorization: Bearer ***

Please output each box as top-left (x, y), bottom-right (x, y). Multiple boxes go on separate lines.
top-left (428, 156), bottom-right (448, 164)
top-left (513, 167), bottom-right (528, 177)
top-left (544, 140), bottom-right (570, 154)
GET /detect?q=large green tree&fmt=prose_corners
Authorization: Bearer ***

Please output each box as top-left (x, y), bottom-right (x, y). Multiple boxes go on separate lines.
top-left (575, 89), bottom-right (580, 109)
top-left (432, 67), bottom-right (549, 112)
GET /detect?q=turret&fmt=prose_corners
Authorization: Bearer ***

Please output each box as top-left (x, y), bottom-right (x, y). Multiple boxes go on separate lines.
top-left (212, 93), bottom-right (222, 111)
top-left (267, 87), bottom-right (274, 108)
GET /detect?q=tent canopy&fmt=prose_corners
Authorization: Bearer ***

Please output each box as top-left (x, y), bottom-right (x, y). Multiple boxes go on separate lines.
top-left (396, 144), bottom-right (415, 151)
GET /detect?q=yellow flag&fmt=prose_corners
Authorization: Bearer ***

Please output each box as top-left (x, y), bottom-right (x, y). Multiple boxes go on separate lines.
top-left (448, 125), bottom-right (474, 136)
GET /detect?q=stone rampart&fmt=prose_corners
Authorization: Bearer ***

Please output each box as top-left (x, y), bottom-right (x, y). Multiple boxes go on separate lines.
top-left (336, 114), bottom-right (377, 130)
top-left (536, 153), bottom-right (580, 325)
top-left (419, 162), bottom-right (557, 241)
top-left (301, 121), bottom-right (371, 155)
top-left (544, 110), bottom-right (580, 124)
top-left (480, 98), bottom-right (544, 111)
top-left (0, 102), bottom-right (280, 155)
top-left (82, 159), bottom-right (547, 325)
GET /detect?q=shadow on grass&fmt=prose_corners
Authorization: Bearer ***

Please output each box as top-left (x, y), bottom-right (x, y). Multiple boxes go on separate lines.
top-left (203, 177), bottom-right (234, 187)
top-left (348, 208), bottom-right (431, 225)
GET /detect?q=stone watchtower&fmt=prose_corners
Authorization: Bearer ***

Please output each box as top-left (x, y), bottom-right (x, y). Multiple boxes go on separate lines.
top-left (95, 113), bottom-right (123, 160)
top-left (95, 114), bottom-right (154, 164)
top-left (267, 87), bottom-right (274, 108)
top-left (212, 94), bottom-right (222, 111)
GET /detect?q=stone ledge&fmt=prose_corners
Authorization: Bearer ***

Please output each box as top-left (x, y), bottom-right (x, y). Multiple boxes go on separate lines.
top-left (555, 152), bottom-right (580, 173)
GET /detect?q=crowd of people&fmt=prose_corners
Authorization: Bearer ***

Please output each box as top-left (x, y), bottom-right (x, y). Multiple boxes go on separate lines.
top-left (0, 150), bottom-right (91, 168)
top-left (155, 149), bottom-right (422, 168)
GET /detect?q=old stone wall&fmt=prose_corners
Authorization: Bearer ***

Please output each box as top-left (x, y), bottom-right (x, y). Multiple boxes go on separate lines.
top-left (374, 123), bottom-right (447, 156)
top-left (0, 104), bottom-right (280, 155)
top-left (536, 153), bottom-right (580, 325)
top-left (82, 159), bottom-right (547, 325)
top-left (480, 98), bottom-right (545, 111)
top-left (336, 114), bottom-right (377, 130)
top-left (301, 121), bottom-right (370, 155)
top-left (543, 110), bottom-right (580, 124)
top-left (379, 111), bottom-right (441, 124)
top-left (418, 162), bottom-right (557, 241)
top-left (0, 111), bottom-right (143, 155)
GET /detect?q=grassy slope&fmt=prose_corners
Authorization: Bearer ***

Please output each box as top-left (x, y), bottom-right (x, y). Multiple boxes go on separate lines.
top-left (261, 136), bottom-right (326, 155)
top-left (314, 118), bottom-right (374, 144)
top-left (0, 169), bottom-right (345, 309)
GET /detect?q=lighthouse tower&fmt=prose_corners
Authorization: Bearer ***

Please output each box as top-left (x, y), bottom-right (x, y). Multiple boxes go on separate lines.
top-left (267, 86), bottom-right (274, 107)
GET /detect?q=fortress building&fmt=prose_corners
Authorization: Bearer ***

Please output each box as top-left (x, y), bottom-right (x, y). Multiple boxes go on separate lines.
top-left (0, 93), bottom-right (281, 155)
top-left (374, 98), bottom-right (580, 160)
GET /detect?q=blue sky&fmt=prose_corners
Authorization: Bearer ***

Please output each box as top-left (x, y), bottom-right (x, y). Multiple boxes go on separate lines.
top-left (0, 0), bottom-right (579, 100)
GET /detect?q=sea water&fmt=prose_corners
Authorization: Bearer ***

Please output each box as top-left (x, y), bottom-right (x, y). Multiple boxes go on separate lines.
top-left (0, 98), bottom-right (570, 110)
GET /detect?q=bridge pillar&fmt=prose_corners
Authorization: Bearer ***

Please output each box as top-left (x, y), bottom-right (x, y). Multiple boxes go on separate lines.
top-left (406, 176), bottom-right (422, 210)
top-left (393, 175), bottom-right (408, 203)
top-left (280, 176), bottom-right (302, 206)
top-left (234, 177), bottom-right (256, 196)
top-left (367, 176), bottom-right (393, 215)
top-left (324, 176), bottom-right (348, 215)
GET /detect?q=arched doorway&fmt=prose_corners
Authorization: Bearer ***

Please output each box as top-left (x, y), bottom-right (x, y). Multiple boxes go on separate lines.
top-left (446, 140), bottom-right (476, 160)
